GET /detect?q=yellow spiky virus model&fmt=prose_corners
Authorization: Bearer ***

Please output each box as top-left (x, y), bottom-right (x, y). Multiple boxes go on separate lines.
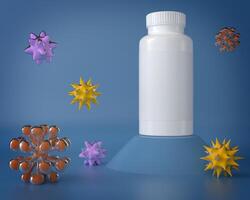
top-left (201, 138), bottom-right (243, 178)
top-left (69, 77), bottom-right (101, 110)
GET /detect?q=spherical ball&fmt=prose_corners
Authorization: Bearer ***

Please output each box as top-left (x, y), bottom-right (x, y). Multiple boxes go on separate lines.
top-left (31, 126), bottom-right (44, 138)
top-left (9, 159), bottom-right (19, 170)
top-left (21, 173), bottom-right (31, 182)
top-left (19, 141), bottom-right (30, 152)
top-left (10, 139), bottom-right (19, 150)
top-left (22, 125), bottom-right (31, 136)
top-left (39, 140), bottom-right (51, 152)
top-left (30, 174), bottom-right (45, 185)
top-left (55, 159), bottom-right (66, 171)
top-left (39, 161), bottom-right (51, 173)
top-left (55, 140), bottom-right (67, 151)
top-left (19, 161), bottom-right (30, 173)
top-left (49, 126), bottom-right (59, 138)
top-left (48, 172), bottom-right (59, 183)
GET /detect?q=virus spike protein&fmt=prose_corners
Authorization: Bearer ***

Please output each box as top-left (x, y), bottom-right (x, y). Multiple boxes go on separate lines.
top-left (9, 125), bottom-right (70, 184)
top-left (201, 138), bottom-right (243, 178)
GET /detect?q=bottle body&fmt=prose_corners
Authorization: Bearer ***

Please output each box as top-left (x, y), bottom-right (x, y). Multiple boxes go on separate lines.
top-left (139, 26), bottom-right (193, 136)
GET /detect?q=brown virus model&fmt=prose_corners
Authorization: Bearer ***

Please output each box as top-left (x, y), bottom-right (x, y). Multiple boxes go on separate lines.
top-left (9, 125), bottom-right (70, 185)
top-left (215, 27), bottom-right (240, 52)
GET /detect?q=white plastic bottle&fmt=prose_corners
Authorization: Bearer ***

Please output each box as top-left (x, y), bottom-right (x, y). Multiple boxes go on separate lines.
top-left (139, 11), bottom-right (193, 136)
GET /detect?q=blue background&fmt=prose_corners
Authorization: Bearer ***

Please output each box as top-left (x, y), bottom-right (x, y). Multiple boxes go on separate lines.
top-left (0, 0), bottom-right (249, 199)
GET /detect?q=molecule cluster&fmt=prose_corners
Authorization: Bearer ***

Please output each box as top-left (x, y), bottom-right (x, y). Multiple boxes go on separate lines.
top-left (201, 138), bottom-right (243, 178)
top-left (25, 31), bottom-right (56, 64)
top-left (9, 125), bottom-right (70, 184)
top-left (215, 27), bottom-right (240, 52)
top-left (79, 141), bottom-right (106, 166)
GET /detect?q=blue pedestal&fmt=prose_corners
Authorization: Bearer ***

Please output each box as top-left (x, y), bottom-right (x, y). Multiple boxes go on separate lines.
top-left (107, 135), bottom-right (206, 175)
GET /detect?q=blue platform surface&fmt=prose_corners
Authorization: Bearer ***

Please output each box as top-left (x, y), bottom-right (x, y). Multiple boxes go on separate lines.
top-left (108, 135), bottom-right (206, 175)
top-left (0, 125), bottom-right (249, 200)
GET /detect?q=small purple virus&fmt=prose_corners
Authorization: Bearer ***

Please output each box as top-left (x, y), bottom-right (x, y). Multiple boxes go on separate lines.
top-left (25, 31), bottom-right (56, 64)
top-left (79, 141), bottom-right (106, 166)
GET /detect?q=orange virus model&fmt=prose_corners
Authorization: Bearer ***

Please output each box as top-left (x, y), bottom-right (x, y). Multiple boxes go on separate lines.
top-left (215, 27), bottom-right (240, 52)
top-left (9, 125), bottom-right (70, 185)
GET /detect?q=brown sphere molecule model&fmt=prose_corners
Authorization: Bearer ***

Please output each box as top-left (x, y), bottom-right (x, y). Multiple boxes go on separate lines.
top-left (9, 125), bottom-right (70, 185)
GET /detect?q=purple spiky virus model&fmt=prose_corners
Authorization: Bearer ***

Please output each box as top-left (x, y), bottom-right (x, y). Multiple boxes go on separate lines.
top-left (25, 31), bottom-right (56, 64)
top-left (79, 141), bottom-right (106, 166)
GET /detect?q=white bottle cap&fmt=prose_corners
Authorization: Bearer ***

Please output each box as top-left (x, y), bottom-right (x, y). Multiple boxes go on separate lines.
top-left (146, 11), bottom-right (186, 28)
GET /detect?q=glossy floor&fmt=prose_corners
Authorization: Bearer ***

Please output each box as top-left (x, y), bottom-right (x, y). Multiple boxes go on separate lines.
top-left (0, 126), bottom-right (249, 200)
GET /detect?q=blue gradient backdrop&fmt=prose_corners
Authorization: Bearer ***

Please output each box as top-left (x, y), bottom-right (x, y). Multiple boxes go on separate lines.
top-left (0, 0), bottom-right (249, 199)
